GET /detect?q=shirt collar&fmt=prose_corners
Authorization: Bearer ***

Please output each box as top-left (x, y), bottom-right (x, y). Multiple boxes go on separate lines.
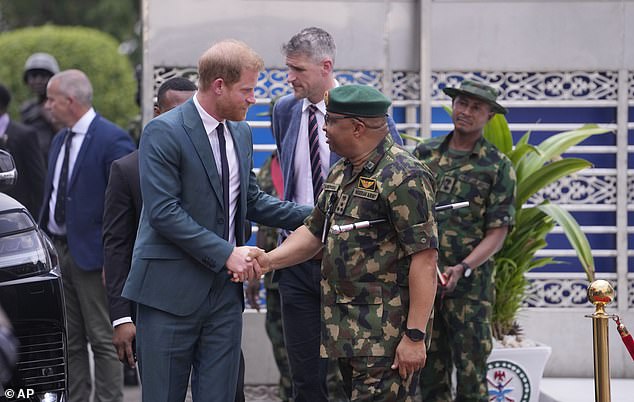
top-left (0, 114), bottom-right (9, 136)
top-left (301, 78), bottom-right (340, 114)
top-left (71, 108), bottom-right (96, 134)
top-left (439, 131), bottom-right (485, 157)
top-left (347, 134), bottom-right (394, 175)
top-left (302, 98), bottom-right (326, 114)
top-left (193, 91), bottom-right (223, 133)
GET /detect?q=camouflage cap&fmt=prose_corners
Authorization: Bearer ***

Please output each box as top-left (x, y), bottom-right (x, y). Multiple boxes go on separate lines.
top-left (325, 84), bottom-right (391, 117)
top-left (443, 80), bottom-right (507, 115)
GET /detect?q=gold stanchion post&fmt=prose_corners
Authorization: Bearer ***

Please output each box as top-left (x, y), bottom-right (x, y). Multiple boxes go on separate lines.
top-left (587, 280), bottom-right (614, 402)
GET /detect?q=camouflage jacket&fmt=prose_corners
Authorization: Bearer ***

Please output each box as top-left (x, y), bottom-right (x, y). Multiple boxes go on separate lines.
top-left (413, 132), bottom-right (516, 302)
top-left (305, 134), bottom-right (438, 358)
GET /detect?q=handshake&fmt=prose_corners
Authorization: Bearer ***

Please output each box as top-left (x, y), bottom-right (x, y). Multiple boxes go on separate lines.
top-left (226, 246), bottom-right (272, 283)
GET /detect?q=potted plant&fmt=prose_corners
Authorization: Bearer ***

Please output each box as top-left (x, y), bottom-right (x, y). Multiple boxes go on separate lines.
top-left (480, 114), bottom-right (609, 402)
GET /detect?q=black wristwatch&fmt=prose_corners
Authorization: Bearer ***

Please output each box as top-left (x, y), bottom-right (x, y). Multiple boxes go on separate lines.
top-left (459, 262), bottom-right (473, 278)
top-left (405, 328), bottom-right (426, 342)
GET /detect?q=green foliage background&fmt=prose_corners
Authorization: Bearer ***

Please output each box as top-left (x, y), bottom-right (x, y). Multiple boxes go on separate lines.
top-left (0, 0), bottom-right (140, 62)
top-left (0, 25), bottom-right (138, 129)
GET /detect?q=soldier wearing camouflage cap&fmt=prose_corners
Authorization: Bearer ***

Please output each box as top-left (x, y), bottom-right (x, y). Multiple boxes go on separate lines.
top-left (413, 80), bottom-right (516, 401)
top-left (250, 84), bottom-right (439, 401)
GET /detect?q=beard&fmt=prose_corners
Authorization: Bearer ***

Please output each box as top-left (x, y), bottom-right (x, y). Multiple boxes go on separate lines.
top-left (216, 97), bottom-right (249, 122)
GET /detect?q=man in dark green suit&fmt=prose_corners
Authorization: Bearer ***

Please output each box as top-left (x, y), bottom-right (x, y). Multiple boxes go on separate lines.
top-left (122, 39), bottom-right (311, 402)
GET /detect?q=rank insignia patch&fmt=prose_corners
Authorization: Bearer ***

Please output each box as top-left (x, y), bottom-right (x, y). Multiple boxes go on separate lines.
top-left (440, 175), bottom-right (455, 193)
top-left (335, 194), bottom-right (349, 215)
top-left (357, 177), bottom-right (377, 192)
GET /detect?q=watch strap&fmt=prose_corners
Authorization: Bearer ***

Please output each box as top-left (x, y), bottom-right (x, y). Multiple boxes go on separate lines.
top-left (460, 262), bottom-right (472, 278)
top-left (405, 328), bottom-right (426, 342)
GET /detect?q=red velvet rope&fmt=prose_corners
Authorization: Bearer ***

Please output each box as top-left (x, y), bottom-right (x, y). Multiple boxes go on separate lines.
top-left (614, 316), bottom-right (634, 361)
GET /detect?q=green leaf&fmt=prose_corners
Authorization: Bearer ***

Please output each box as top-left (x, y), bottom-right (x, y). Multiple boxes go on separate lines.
top-left (517, 158), bottom-right (592, 206)
top-left (400, 133), bottom-right (422, 144)
top-left (509, 143), bottom-right (539, 170)
top-left (537, 203), bottom-right (595, 282)
top-left (521, 125), bottom-right (610, 176)
top-left (483, 114), bottom-right (513, 155)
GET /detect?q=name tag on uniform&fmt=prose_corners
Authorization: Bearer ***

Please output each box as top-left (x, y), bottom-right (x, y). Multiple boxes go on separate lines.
top-left (353, 176), bottom-right (379, 200)
top-left (353, 188), bottom-right (379, 200)
top-left (324, 183), bottom-right (339, 192)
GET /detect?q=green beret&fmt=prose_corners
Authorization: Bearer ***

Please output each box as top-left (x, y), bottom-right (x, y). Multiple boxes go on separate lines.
top-left (325, 85), bottom-right (391, 117)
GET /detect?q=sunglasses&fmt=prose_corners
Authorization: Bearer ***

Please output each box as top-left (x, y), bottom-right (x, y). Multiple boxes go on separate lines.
top-left (324, 113), bottom-right (360, 125)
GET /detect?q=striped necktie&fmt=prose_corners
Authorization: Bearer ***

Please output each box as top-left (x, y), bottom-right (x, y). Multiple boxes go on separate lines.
top-left (217, 124), bottom-right (230, 240)
top-left (308, 105), bottom-right (323, 202)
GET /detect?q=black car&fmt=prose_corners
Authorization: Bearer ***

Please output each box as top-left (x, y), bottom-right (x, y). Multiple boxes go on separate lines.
top-left (0, 150), bottom-right (67, 402)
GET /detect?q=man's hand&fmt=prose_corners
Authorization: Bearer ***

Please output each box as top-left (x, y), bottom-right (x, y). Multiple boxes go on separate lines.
top-left (391, 335), bottom-right (427, 379)
top-left (249, 248), bottom-right (272, 274)
top-left (443, 264), bottom-right (464, 292)
top-left (113, 322), bottom-right (136, 368)
top-left (245, 278), bottom-right (261, 311)
top-left (226, 246), bottom-right (263, 282)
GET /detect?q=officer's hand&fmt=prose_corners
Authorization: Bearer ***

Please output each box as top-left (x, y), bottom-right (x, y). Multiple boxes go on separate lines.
top-left (227, 246), bottom-right (263, 282)
top-left (391, 336), bottom-right (427, 379)
top-left (443, 264), bottom-right (464, 293)
top-left (250, 249), bottom-right (272, 274)
top-left (113, 322), bottom-right (137, 368)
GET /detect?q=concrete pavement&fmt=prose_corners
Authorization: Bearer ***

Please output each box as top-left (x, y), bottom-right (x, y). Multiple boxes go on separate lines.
top-left (122, 378), bottom-right (634, 401)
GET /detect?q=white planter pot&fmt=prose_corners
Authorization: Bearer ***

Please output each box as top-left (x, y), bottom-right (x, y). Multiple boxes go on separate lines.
top-left (486, 344), bottom-right (552, 402)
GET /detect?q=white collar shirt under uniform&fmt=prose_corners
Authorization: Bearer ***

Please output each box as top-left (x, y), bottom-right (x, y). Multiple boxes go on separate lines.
top-left (47, 107), bottom-right (95, 236)
top-left (193, 93), bottom-right (240, 246)
top-left (292, 99), bottom-right (329, 207)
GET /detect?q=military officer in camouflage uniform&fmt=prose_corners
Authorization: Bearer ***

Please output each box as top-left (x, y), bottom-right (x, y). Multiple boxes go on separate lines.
top-left (249, 85), bottom-right (438, 401)
top-left (413, 80), bottom-right (516, 401)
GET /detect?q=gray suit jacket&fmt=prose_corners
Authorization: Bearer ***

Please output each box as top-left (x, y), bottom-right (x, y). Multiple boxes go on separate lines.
top-left (123, 98), bottom-right (310, 316)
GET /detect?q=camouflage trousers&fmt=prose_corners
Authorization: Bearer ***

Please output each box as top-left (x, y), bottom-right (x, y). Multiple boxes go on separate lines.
top-left (337, 356), bottom-right (419, 402)
top-left (419, 296), bottom-right (493, 402)
top-left (265, 287), bottom-right (293, 401)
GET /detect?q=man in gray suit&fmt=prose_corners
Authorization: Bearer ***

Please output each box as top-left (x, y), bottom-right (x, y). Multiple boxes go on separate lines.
top-left (122, 40), bottom-right (311, 402)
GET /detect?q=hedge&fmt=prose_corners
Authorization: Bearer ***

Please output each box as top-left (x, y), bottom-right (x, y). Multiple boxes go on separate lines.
top-left (0, 25), bottom-right (138, 130)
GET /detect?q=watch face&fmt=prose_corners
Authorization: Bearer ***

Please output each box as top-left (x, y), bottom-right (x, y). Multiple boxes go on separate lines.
top-left (464, 268), bottom-right (472, 278)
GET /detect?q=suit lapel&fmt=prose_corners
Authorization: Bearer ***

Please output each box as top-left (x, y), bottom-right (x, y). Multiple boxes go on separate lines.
top-left (226, 121), bottom-right (248, 193)
top-left (226, 120), bottom-right (249, 244)
top-left (69, 123), bottom-right (92, 190)
top-left (181, 100), bottom-right (223, 207)
top-left (282, 101), bottom-right (302, 201)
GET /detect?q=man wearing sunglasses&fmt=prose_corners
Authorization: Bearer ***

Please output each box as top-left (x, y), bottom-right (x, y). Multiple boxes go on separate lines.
top-left (254, 84), bottom-right (438, 401)
top-left (271, 27), bottom-right (403, 402)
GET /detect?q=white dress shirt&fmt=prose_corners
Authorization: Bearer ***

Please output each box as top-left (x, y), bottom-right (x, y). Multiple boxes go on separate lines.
top-left (292, 99), bottom-right (329, 206)
top-left (193, 93), bottom-right (240, 245)
top-left (47, 108), bottom-right (96, 236)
